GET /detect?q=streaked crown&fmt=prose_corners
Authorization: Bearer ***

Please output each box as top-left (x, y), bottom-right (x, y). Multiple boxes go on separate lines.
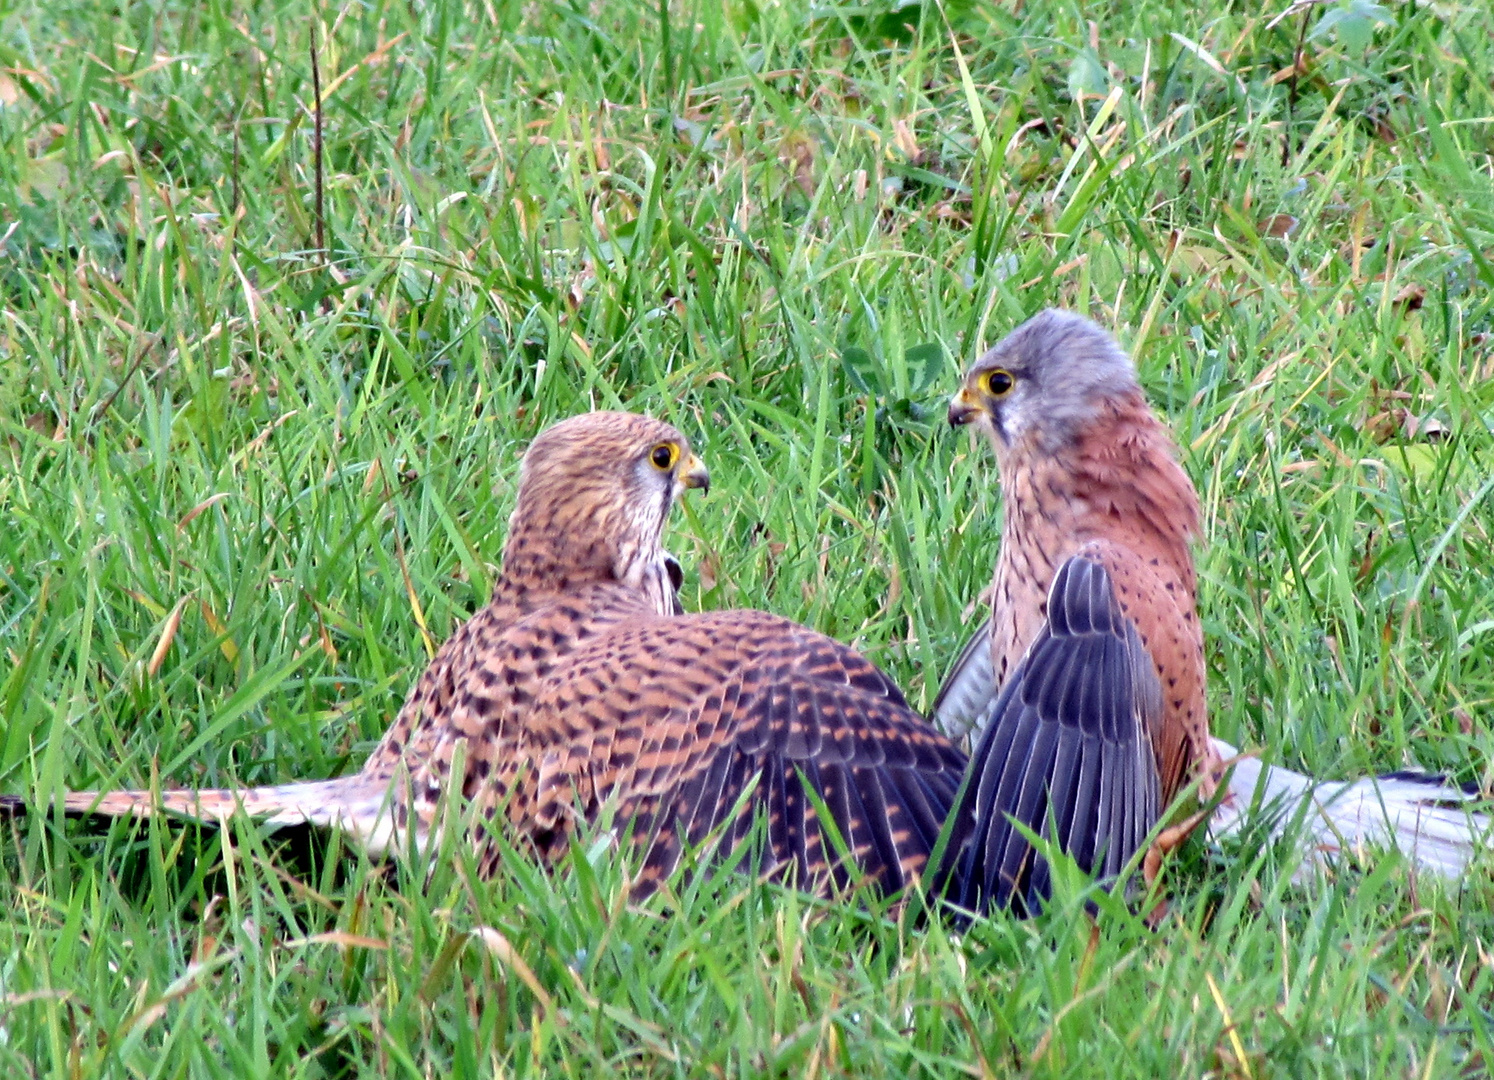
top-left (501, 411), bottom-right (708, 598)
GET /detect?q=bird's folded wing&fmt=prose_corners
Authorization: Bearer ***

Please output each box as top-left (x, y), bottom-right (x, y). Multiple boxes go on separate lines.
top-left (527, 611), bottom-right (969, 896)
top-left (930, 616), bottom-right (997, 739)
top-left (952, 555), bottom-right (1163, 914)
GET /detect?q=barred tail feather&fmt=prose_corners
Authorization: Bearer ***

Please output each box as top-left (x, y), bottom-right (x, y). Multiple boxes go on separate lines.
top-left (1209, 737), bottom-right (1491, 880)
top-left (52, 777), bottom-right (417, 856)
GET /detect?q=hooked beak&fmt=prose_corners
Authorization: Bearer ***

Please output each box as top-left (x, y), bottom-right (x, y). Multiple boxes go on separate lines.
top-left (948, 386), bottom-right (986, 428)
top-left (679, 452), bottom-right (711, 494)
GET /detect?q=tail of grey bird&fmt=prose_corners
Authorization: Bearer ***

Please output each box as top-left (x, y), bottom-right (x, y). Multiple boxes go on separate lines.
top-left (933, 617), bottom-right (1492, 885)
top-left (1209, 737), bottom-right (1491, 881)
top-left (0, 776), bottom-right (416, 856)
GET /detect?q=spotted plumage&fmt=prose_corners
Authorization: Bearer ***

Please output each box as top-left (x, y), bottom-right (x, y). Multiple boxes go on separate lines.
top-left (19, 411), bottom-right (966, 897)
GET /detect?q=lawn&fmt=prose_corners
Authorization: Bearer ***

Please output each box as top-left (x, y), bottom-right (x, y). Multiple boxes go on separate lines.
top-left (3, 0), bottom-right (1494, 1074)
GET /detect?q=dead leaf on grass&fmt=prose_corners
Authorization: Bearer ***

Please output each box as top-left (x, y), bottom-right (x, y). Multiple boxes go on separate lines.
top-left (779, 131), bottom-right (817, 196)
top-left (1258, 213), bottom-right (1298, 238)
top-left (892, 118), bottom-right (922, 164)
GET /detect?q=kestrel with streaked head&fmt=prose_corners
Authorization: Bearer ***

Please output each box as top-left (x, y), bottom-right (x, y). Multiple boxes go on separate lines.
top-left (16, 411), bottom-right (967, 897)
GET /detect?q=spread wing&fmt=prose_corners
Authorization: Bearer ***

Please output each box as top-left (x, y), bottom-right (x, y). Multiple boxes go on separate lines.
top-left (951, 555), bottom-right (1162, 914)
top-left (519, 610), bottom-right (969, 896)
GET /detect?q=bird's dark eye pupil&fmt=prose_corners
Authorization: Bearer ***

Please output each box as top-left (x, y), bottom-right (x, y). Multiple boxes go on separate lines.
top-left (652, 445), bottom-right (673, 468)
top-left (989, 370), bottom-right (1013, 394)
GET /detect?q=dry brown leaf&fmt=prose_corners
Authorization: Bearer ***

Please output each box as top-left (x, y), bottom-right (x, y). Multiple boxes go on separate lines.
top-left (1364, 409), bottom-right (1403, 444)
top-left (699, 549), bottom-right (720, 593)
top-left (23, 411), bottom-right (56, 437)
top-left (1258, 213), bottom-right (1298, 238)
top-left (1392, 282), bottom-right (1425, 310)
top-left (779, 131), bottom-right (816, 196)
top-left (892, 118), bottom-right (922, 163)
top-left (149, 596), bottom-right (192, 677)
top-left (1363, 406), bottom-right (1445, 444)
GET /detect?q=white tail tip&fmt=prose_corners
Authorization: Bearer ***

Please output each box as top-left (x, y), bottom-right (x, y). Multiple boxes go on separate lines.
top-left (1208, 737), bottom-right (1491, 881)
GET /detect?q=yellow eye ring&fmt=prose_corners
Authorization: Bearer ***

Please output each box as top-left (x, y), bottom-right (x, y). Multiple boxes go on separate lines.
top-left (649, 442), bottom-right (680, 471)
top-left (980, 368), bottom-right (1015, 396)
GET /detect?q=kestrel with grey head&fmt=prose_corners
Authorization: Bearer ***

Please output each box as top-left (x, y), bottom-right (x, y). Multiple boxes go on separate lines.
top-left (935, 309), bottom-right (1222, 912)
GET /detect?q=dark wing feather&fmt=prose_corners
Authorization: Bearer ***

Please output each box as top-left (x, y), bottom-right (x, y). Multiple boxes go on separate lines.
top-left (951, 555), bottom-right (1162, 915)
top-left (524, 611), bottom-right (968, 897)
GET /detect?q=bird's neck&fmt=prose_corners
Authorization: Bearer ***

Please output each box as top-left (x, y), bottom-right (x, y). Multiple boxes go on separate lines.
top-left (1002, 393), bottom-right (1197, 558)
top-left (493, 512), bottom-right (664, 611)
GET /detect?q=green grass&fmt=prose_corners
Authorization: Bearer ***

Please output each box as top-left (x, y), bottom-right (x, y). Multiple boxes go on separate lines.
top-left (3, 0), bottom-right (1494, 1073)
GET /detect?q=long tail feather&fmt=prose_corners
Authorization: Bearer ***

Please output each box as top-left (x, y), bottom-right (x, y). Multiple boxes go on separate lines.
top-left (1209, 737), bottom-right (1491, 880)
top-left (10, 776), bottom-right (416, 857)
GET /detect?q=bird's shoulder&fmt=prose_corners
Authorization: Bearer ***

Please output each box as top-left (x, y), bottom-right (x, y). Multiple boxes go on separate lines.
top-left (1063, 539), bottom-right (1196, 648)
top-left (523, 606), bottom-right (961, 767)
top-left (533, 606), bottom-right (905, 699)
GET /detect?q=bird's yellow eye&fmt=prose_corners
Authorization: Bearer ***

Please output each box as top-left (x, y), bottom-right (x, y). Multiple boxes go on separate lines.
top-left (650, 442), bottom-right (680, 471)
top-left (980, 368), bottom-right (1015, 396)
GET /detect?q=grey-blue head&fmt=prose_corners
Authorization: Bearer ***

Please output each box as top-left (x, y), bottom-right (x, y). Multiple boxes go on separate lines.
top-left (949, 309), bottom-right (1139, 450)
